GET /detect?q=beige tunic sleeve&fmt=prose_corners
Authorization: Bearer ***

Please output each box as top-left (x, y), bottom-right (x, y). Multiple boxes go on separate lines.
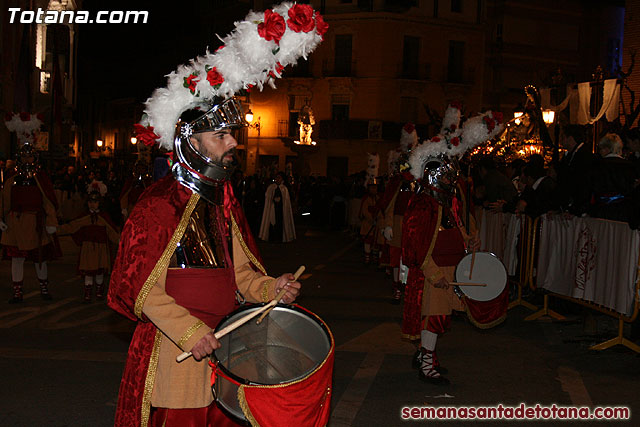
top-left (143, 267), bottom-right (216, 408)
top-left (232, 232), bottom-right (276, 303)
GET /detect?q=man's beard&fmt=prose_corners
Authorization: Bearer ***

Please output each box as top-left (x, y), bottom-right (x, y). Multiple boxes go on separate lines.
top-left (220, 148), bottom-right (237, 167)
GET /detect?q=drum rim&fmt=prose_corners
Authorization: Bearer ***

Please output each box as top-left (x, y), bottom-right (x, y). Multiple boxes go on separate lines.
top-left (211, 303), bottom-right (334, 387)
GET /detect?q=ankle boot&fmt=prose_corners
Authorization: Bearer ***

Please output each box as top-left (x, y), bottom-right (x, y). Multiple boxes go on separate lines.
top-left (39, 279), bottom-right (52, 300)
top-left (83, 284), bottom-right (93, 303)
top-left (95, 282), bottom-right (104, 300)
top-left (9, 281), bottom-right (23, 304)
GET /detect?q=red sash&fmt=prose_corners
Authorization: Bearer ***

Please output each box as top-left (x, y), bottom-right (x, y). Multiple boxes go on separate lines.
top-left (432, 228), bottom-right (465, 267)
top-left (165, 268), bottom-right (238, 329)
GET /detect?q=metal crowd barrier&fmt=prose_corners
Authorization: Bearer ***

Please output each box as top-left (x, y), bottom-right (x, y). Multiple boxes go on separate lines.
top-left (481, 210), bottom-right (640, 353)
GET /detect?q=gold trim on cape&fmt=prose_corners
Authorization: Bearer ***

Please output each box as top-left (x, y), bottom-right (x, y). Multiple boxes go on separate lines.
top-left (178, 320), bottom-right (205, 349)
top-left (464, 301), bottom-right (507, 329)
top-left (231, 212), bottom-right (267, 276)
top-left (237, 386), bottom-right (261, 427)
top-left (141, 329), bottom-right (163, 427)
top-left (134, 193), bottom-right (201, 319)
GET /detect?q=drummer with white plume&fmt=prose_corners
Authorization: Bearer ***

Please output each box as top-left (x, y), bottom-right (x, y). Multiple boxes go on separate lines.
top-left (401, 103), bottom-right (504, 385)
top-left (107, 3), bottom-right (329, 426)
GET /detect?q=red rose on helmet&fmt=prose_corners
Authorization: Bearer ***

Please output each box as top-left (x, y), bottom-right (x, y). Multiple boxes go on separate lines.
top-left (287, 4), bottom-right (315, 33)
top-left (483, 116), bottom-right (496, 132)
top-left (493, 111), bottom-right (504, 124)
top-left (451, 137), bottom-right (460, 146)
top-left (184, 73), bottom-right (200, 94)
top-left (206, 67), bottom-right (224, 87)
top-left (450, 124), bottom-right (457, 131)
top-left (315, 11), bottom-right (329, 38)
top-left (133, 124), bottom-right (160, 147)
top-left (258, 9), bottom-right (286, 44)
top-left (20, 112), bottom-right (31, 121)
top-left (432, 136), bottom-right (441, 142)
top-left (403, 122), bottom-right (415, 133)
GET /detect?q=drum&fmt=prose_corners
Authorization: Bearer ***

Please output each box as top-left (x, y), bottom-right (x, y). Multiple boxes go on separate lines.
top-left (454, 251), bottom-right (507, 302)
top-left (211, 304), bottom-right (334, 426)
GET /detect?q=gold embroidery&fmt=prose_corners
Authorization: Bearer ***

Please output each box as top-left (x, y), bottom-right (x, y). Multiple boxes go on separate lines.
top-left (261, 279), bottom-right (274, 303)
top-left (178, 320), bottom-right (205, 349)
top-left (238, 386), bottom-right (261, 427)
top-left (134, 193), bottom-right (201, 319)
top-left (141, 329), bottom-right (163, 427)
top-left (231, 212), bottom-right (267, 276)
top-left (465, 301), bottom-right (507, 329)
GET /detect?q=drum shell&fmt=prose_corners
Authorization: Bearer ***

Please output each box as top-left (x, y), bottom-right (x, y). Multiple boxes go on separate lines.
top-left (211, 304), bottom-right (333, 424)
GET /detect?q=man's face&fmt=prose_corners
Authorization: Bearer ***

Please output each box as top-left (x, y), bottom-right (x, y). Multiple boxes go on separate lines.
top-left (88, 200), bottom-right (99, 211)
top-left (191, 128), bottom-right (238, 166)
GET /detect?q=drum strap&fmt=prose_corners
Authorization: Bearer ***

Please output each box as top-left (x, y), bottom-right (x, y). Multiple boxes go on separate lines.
top-left (209, 360), bottom-right (241, 387)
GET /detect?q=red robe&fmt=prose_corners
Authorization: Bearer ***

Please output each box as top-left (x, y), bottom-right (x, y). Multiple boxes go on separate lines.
top-left (107, 176), bottom-right (263, 427)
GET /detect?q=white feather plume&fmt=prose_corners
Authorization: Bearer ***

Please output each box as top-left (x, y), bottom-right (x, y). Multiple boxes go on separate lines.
top-left (409, 110), bottom-right (503, 179)
top-left (141, 2), bottom-right (327, 149)
top-left (4, 113), bottom-right (43, 145)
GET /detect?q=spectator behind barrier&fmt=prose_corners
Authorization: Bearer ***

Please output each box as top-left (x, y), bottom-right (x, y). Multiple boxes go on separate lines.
top-left (589, 133), bottom-right (637, 225)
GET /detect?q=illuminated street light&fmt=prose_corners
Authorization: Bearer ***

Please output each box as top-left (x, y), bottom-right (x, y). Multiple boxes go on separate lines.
top-left (131, 137), bottom-right (137, 145)
top-left (96, 139), bottom-right (104, 148)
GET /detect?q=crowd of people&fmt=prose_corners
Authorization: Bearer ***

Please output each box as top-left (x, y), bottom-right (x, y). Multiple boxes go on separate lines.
top-left (474, 126), bottom-right (640, 228)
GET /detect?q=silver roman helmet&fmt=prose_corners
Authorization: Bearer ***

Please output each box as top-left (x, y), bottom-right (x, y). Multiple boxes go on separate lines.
top-left (172, 97), bottom-right (246, 204)
top-left (421, 154), bottom-right (460, 204)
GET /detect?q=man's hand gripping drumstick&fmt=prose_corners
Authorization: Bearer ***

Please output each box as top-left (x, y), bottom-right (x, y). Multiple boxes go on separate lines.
top-left (178, 266), bottom-right (304, 362)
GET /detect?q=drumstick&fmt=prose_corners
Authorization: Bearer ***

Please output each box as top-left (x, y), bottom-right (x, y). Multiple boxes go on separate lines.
top-left (469, 250), bottom-right (476, 280)
top-left (256, 265), bottom-right (305, 325)
top-left (176, 265), bottom-right (305, 363)
top-left (176, 303), bottom-right (275, 363)
top-left (451, 282), bottom-right (487, 287)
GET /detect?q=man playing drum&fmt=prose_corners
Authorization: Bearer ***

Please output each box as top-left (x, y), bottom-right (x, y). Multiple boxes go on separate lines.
top-left (401, 105), bottom-right (503, 385)
top-left (107, 4), bottom-right (328, 426)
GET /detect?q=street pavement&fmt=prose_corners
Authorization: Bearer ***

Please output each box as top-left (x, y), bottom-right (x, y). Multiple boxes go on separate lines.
top-left (0, 223), bottom-right (638, 426)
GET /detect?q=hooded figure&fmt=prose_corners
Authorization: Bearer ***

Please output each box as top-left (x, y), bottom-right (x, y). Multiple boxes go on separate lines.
top-left (259, 172), bottom-right (296, 242)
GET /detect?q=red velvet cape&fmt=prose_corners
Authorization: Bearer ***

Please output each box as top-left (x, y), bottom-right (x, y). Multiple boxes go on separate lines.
top-left (376, 174), bottom-right (402, 213)
top-left (401, 192), bottom-right (441, 339)
top-left (107, 176), bottom-right (264, 427)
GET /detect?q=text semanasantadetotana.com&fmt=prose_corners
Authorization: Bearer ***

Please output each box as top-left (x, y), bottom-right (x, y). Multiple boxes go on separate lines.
top-left (401, 403), bottom-right (630, 420)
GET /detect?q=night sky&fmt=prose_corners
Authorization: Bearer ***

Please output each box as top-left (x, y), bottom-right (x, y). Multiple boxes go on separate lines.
top-left (77, 1), bottom-right (252, 103)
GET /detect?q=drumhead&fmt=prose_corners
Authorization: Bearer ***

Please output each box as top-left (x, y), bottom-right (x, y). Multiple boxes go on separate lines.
top-left (212, 304), bottom-right (332, 422)
top-left (455, 252), bottom-right (507, 302)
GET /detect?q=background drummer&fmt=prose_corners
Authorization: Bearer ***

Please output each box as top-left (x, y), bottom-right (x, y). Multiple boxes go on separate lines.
top-left (402, 156), bottom-right (479, 385)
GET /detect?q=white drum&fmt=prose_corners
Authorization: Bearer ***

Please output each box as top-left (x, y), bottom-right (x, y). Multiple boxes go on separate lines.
top-left (454, 251), bottom-right (507, 302)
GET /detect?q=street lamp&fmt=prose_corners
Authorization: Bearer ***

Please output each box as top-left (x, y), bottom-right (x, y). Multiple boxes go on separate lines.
top-left (542, 109), bottom-right (555, 125)
top-left (245, 109), bottom-right (261, 136)
top-left (130, 137), bottom-right (137, 145)
top-left (96, 139), bottom-right (104, 148)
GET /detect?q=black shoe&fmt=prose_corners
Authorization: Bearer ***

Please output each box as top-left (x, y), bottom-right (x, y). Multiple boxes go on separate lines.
top-left (418, 369), bottom-right (450, 385)
top-left (41, 292), bottom-right (52, 301)
top-left (391, 289), bottom-right (402, 304)
top-left (8, 295), bottom-right (23, 304)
